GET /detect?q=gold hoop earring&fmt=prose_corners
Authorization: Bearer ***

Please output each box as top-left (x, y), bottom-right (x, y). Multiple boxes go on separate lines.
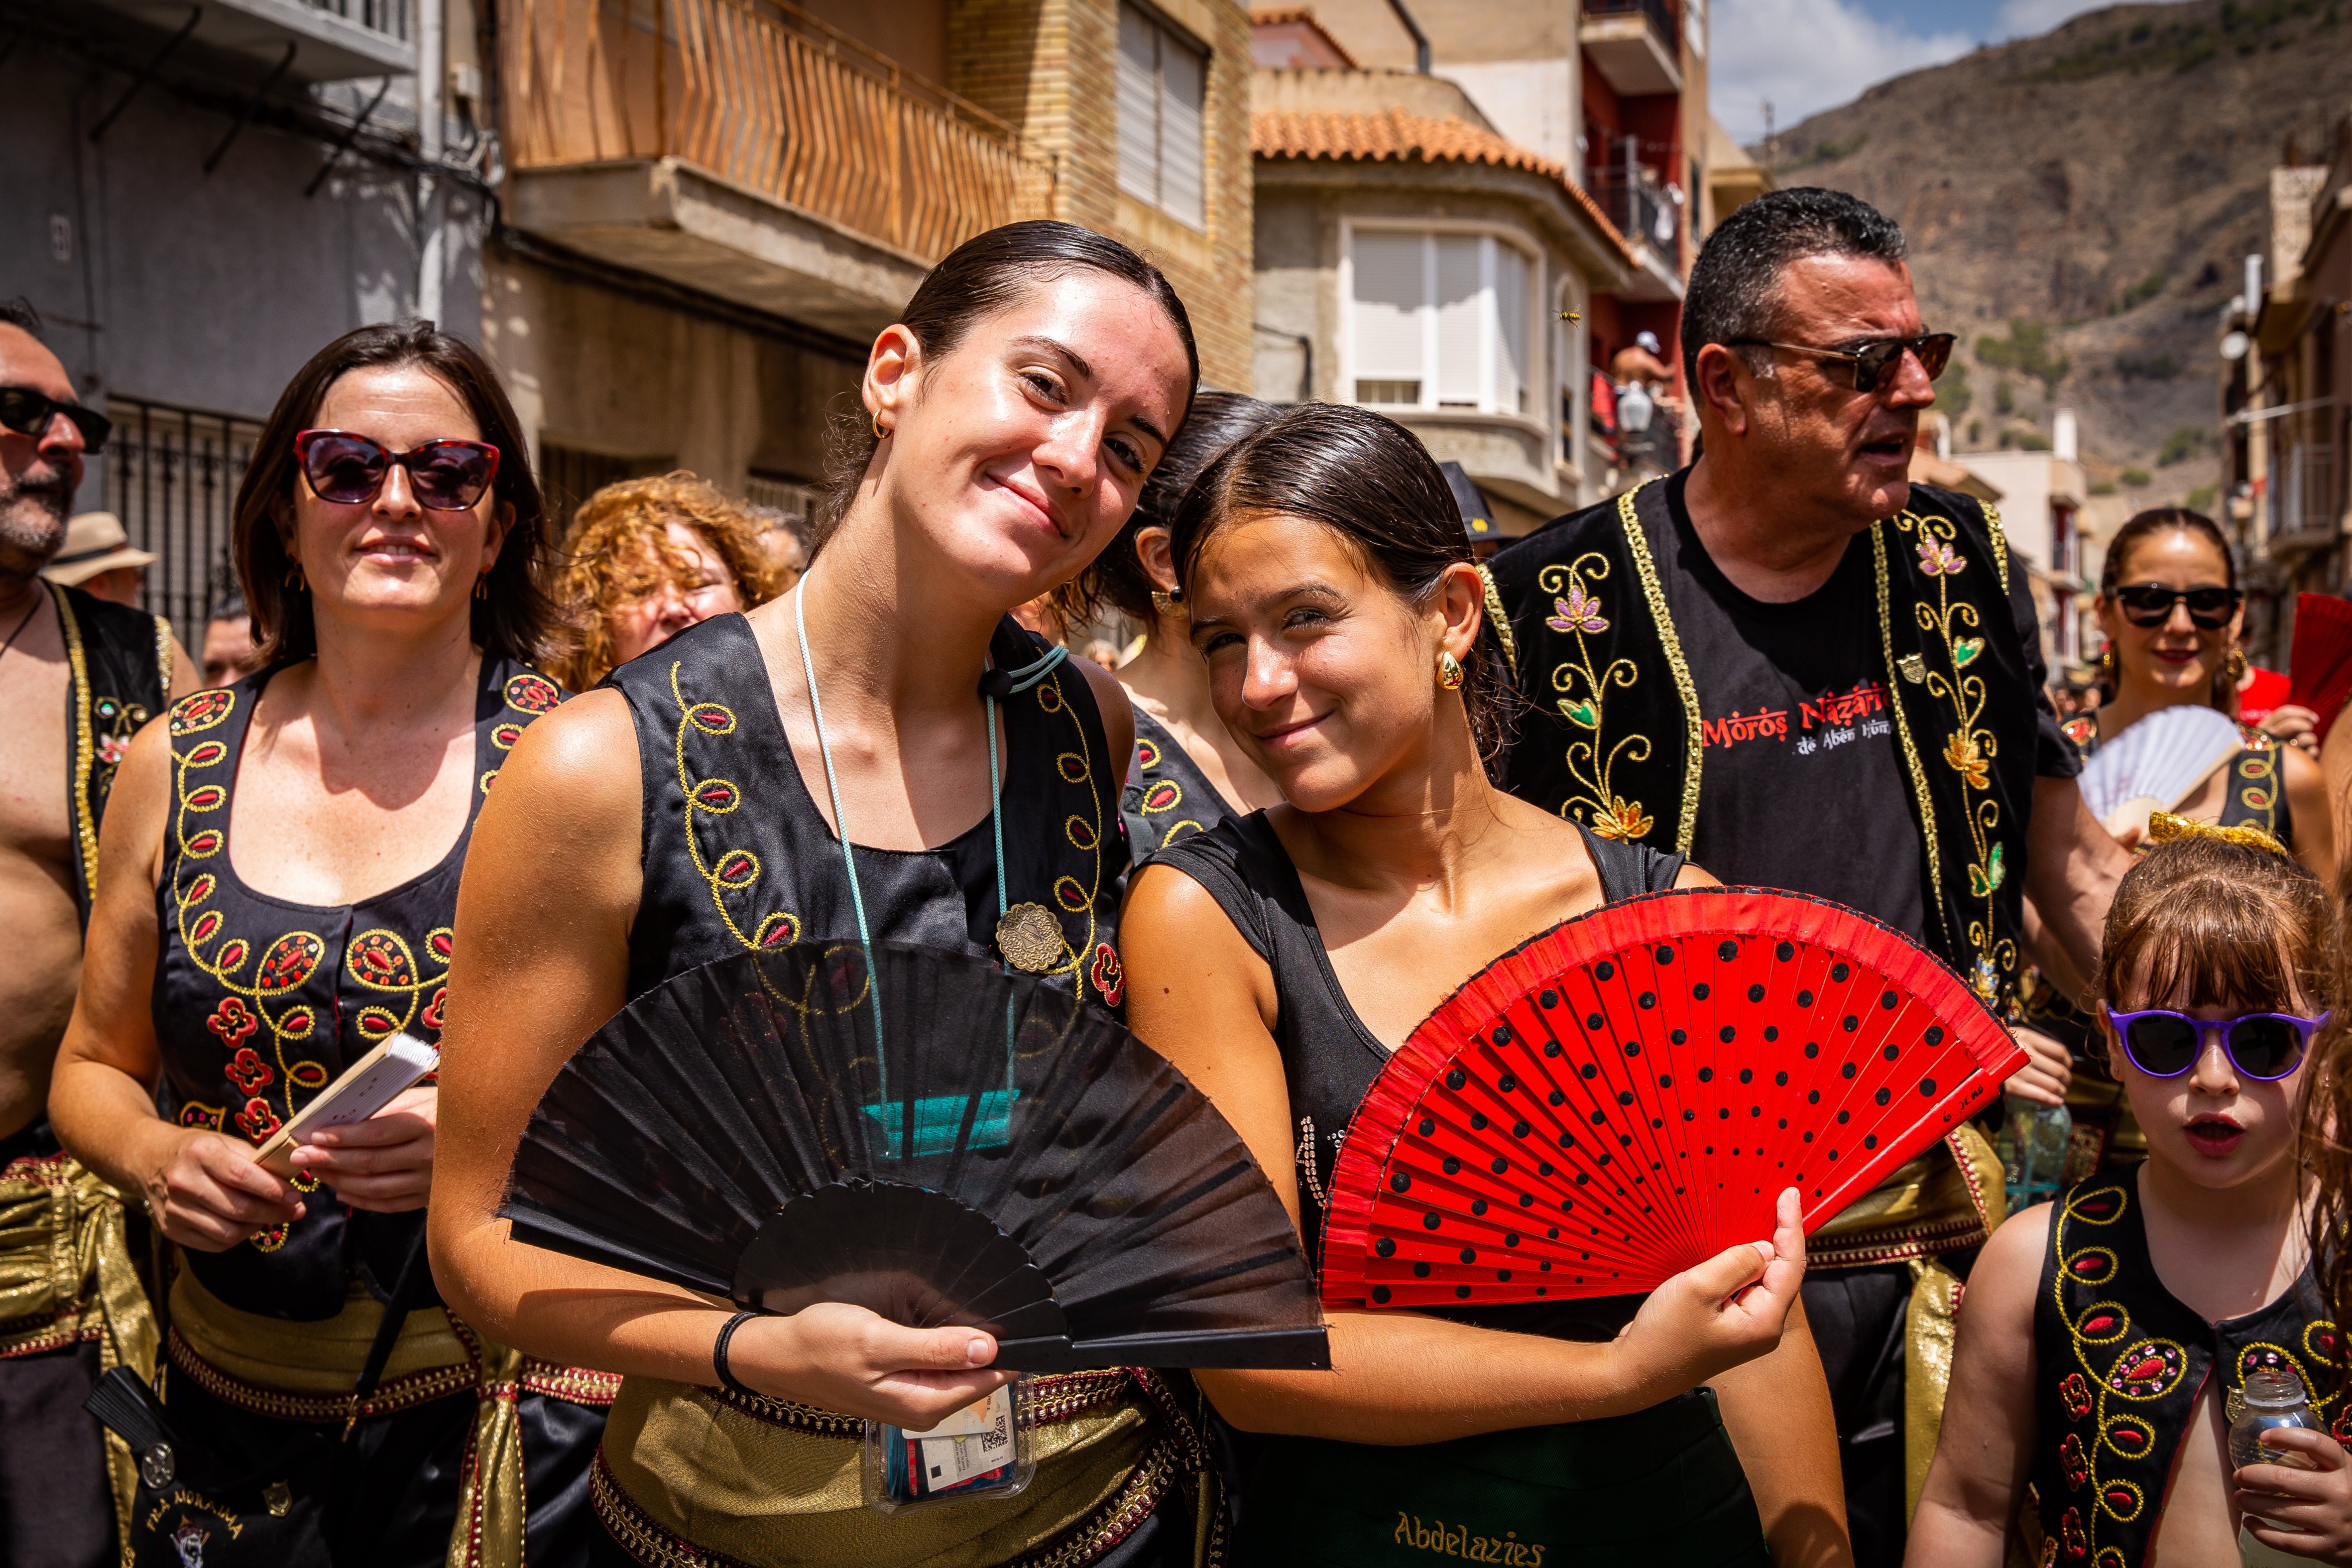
top-left (2097, 645), bottom-right (2115, 681)
top-left (284, 562), bottom-right (306, 592)
top-left (872, 412), bottom-right (888, 442)
top-left (2225, 645), bottom-right (2247, 681)
top-left (1437, 651), bottom-right (1465, 690)
top-left (474, 572), bottom-right (490, 601)
top-left (1150, 587), bottom-right (1185, 620)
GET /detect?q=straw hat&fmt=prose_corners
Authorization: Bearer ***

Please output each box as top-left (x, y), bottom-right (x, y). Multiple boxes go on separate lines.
top-left (41, 512), bottom-right (158, 587)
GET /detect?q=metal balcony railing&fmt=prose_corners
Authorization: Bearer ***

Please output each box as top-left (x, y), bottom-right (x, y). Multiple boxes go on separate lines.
top-left (106, 398), bottom-right (264, 638)
top-left (501, 0), bottom-right (1057, 265)
top-left (304, 0), bottom-right (412, 39)
top-left (1584, 170), bottom-right (1678, 252)
top-left (1581, 0), bottom-right (1677, 57)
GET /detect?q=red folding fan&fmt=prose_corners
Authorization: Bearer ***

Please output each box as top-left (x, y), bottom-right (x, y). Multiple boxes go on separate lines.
top-left (1320, 888), bottom-right (2025, 1308)
top-left (2290, 593), bottom-right (2352, 744)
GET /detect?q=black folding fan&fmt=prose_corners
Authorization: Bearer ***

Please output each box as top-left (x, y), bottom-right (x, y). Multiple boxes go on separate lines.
top-left (501, 942), bottom-right (1329, 1371)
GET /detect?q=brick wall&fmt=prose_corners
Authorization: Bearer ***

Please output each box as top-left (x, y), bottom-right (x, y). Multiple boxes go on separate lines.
top-left (949, 0), bottom-right (1253, 389)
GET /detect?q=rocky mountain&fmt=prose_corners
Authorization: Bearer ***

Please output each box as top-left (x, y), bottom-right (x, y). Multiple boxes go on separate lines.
top-left (1764, 0), bottom-right (2349, 506)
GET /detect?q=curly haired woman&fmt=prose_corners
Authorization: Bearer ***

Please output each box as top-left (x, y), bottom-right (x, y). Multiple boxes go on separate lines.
top-left (551, 472), bottom-right (791, 690)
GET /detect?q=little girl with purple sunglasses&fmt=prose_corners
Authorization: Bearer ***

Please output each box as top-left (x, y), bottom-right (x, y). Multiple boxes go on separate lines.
top-left (1908, 822), bottom-right (2352, 1568)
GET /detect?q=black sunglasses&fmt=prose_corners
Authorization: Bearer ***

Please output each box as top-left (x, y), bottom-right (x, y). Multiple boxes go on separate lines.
top-left (2105, 1006), bottom-right (2329, 1082)
top-left (0, 386), bottom-right (112, 454)
top-left (1727, 333), bottom-right (1957, 393)
top-left (2111, 583), bottom-right (2241, 629)
top-left (293, 429), bottom-right (500, 512)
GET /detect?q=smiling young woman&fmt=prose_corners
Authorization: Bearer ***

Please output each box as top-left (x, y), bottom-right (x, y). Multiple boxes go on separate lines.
top-left (45, 322), bottom-right (609, 1568)
top-left (1118, 403), bottom-right (1848, 1568)
top-left (426, 222), bottom-right (1213, 1568)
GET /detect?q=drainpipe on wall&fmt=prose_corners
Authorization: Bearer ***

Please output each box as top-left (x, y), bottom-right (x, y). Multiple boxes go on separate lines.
top-left (1384, 0), bottom-right (1431, 73)
top-left (417, 0), bottom-right (446, 324)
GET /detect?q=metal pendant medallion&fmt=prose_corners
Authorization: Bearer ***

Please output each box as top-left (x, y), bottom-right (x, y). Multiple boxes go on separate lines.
top-left (996, 902), bottom-right (1064, 973)
top-left (139, 1442), bottom-right (175, 1489)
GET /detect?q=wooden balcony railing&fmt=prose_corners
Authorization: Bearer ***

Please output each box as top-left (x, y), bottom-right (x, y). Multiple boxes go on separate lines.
top-left (500, 0), bottom-right (1058, 265)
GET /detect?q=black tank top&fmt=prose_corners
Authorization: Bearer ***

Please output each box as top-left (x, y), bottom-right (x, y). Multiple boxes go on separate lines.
top-left (154, 658), bottom-right (562, 1319)
top-left (2029, 1176), bottom-right (2341, 1568)
top-left (609, 611), bottom-right (1129, 1008)
top-left (1120, 707), bottom-right (1231, 867)
top-left (1152, 814), bottom-right (1684, 1340)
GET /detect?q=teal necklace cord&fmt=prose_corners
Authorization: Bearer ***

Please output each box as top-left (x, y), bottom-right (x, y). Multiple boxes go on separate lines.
top-left (793, 581), bottom-right (1033, 1111)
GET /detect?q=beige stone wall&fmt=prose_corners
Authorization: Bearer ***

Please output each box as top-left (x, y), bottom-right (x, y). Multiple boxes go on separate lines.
top-left (951, 0), bottom-right (1255, 390)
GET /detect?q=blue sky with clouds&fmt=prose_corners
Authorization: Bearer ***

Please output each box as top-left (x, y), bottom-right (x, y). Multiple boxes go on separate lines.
top-left (1707, 0), bottom-right (2120, 141)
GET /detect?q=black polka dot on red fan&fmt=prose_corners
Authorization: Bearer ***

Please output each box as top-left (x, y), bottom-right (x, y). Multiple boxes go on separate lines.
top-left (1320, 888), bottom-right (2021, 1311)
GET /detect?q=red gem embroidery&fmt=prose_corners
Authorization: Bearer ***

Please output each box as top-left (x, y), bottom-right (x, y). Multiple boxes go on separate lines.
top-left (423, 986), bottom-right (448, 1031)
top-left (2080, 1313), bottom-right (2117, 1337)
top-left (2059, 1433), bottom-right (2088, 1489)
top-left (206, 998), bottom-right (258, 1048)
top-left (216, 939), bottom-right (251, 972)
top-left (1067, 815), bottom-right (1098, 851)
top-left (1135, 738), bottom-right (1161, 769)
top-left (171, 690), bottom-right (236, 733)
top-left (225, 1048), bottom-right (273, 1094)
top-left (186, 740), bottom-right (228, 768)
top-left (492, 722), bottom-right (524, 750)
top-left (1058, 753), bottom-right (1089, 784)
top-left (504, 673), bottom-right (561, 714)
top-left (190, 910), bottom-right (224, 944)
top-left (256, 933), bottom-right (325, 993)
top-left (348, 931), bottom-right (416, 988)
top-left (695, 780), bottom-right (740, 811)
top-left (185, 784), bottom-right (227, 811)
top-left (185, 829), bottom-right (225, 857)
top-left (182, 873), bottom-right (217, 907)
top-left (688, 703), bottom-right (734, 734)
top-left (2107, 1341), bottom-right (2183, 1398)
top-left (234, 1097), bottom-right (281, 1143)
top-left (2060, 1507), bottom-right (2086, 1560)
top-left (2107, 1420), bottom-right (2150, 1454)
top-left (1090, 942), bottom-right (1125, 1008)
top-left (2059, 1373), bottom-right (2094, 1420)
top-left (430, 930), bottom-right (454, 961)
top-left (1141, 781), bottom-right (1181, 813)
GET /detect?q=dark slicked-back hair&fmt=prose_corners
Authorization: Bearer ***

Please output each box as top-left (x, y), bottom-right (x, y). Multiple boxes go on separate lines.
top-left (1680, 188), bottom-right (1909, 389)
top-left (0, 298), bottom-right (42, 337)
top-left (1097, 390), bottom-right (1280, 623)
top-left (233, 320), bottom-right (560, 668)
top-left (1170, 403), bottom-right (1519, 775)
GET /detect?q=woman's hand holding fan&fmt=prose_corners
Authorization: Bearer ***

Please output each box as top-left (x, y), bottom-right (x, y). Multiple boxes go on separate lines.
top-left (718, 1300), bottom-right (1018, 1431)
top-left (1608, 1187), bottom-right (1805, 1405)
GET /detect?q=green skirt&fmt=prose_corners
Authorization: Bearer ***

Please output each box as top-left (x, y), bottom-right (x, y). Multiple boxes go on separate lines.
top-left (1234, 1388), bottom-right (1767, 1568)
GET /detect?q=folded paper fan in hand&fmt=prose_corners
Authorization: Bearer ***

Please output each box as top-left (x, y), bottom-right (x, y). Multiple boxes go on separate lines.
top-left (502, 942), bottom-right (1328, 1371)
top-left (1319, 889), bottom-right (2025, 1309)
top-left (2075, 703), bottom-right (2243, 831)
top-left (2291, 593), bottom-right (2352, 744)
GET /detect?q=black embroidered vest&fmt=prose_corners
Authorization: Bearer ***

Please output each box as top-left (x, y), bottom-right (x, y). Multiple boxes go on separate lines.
top-left (1120, 707), bottom-right (1231, 868)
top-left (1493, 479), bottom-right (2042, 1008)
top-left (153, 658), bottom-right (562, 1319)
top-left (2031, 1178), bottom-right (2342, 1567)
top-left (611, 612), bottom-right (1128, 1008)
top-left (54, 581), bottom-right (173, 927)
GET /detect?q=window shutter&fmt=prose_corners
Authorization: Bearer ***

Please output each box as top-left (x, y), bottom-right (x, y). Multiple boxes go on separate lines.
top-left (1158, 34), bottom-right (1206, 227)
top-left (1353, 232), bottom-right (1426, 394)
top-left (1495, 244), bottom-right (1529, 415)
top-left (1432, 235), bottom-right (1482, 407)
top-left (1117, 5), bottom-right (1160, 206)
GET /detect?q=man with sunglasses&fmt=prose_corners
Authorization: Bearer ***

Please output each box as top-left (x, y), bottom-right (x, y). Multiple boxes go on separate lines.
top-left (1490, 190), bottom-right (2131, 1567)
top-left (0, 298), bottom-right (193, 1568)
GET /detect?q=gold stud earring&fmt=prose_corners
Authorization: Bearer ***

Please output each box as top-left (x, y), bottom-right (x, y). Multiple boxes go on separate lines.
top-left (2097, 645), bottom-right (2115, 681)
top-left (1438, 651), bottom-right (1465, 690)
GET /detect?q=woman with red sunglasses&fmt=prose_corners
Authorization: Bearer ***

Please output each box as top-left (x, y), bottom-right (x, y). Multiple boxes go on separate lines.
top-left (47, 322), bottom-right (612, 1568)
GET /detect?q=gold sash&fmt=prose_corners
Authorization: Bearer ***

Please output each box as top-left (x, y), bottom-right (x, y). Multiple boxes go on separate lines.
top-left (0, 1149), bottom-right (160, 1552)
top-left (594, 1372), bottom-right (1192, 1568)
top-left (168, 1271), bottom-right (619, 1568)
top-left (1808, 1125), bottom-right (2004, 1270)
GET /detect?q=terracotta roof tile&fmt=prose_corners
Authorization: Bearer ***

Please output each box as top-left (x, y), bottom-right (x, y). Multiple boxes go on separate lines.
top-left (1252, 108), bottom-right (1636, 270)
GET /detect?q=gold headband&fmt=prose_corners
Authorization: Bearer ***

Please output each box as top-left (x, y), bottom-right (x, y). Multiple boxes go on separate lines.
top-left (2145, 810), bottom-right (2290, 858)
top-left (1476, 562), bottom-right (1518, 679)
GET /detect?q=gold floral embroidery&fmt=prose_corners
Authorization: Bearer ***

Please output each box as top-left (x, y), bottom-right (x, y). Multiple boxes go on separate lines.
top-left (1885, 511), bottom-right (2016, 1000)
top-left (670, 662), bottom-right (800, 954)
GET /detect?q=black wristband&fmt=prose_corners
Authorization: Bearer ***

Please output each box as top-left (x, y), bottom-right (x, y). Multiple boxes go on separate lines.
top-left (711, 1310), bottom-right (760, 1398)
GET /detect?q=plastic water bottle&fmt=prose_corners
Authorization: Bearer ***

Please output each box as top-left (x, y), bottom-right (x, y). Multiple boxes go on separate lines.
top-left (2232, 1364), bottom-right (2321, 1567)
top-left (1996, 1092), bottom-right (2071, 1212)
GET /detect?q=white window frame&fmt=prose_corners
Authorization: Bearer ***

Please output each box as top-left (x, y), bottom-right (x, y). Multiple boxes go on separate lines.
top-left (1338, 219), bottom-right (1545, 425)
top-left (1116, 1), bottom-right (1208, 230)
top-left (1555, 271), bottom-right (1589, 479)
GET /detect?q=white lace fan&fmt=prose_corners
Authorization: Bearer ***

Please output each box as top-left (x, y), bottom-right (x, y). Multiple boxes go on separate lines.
top-left (2077, 704), bottom-right (2242, 832)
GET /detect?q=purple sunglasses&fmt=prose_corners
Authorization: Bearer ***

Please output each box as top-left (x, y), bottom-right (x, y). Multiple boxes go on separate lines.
top-left (2104, 1006), bottom-right (2330, 1082)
